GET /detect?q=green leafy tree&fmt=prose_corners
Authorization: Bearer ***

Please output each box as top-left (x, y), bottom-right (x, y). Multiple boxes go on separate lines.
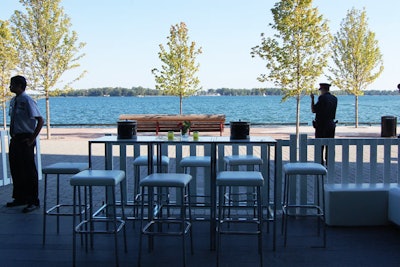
top-left (328, 8), bottom-right (383, 128)
top-left (251, 0), bottom-right (331, 137)
top-left (152, 22), bottom-right (202, 114)
top-left (0, 20), bottom-right (18, 129)
top-left (10, 0), bottom-right (86, 139)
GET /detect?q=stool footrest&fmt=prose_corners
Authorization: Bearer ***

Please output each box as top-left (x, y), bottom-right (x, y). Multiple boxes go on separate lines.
top-left (220, 218), bottom-right (262, 224)
top-left (46, 204), bottom-right (87, 216)
top-left (219, 230), bottom-right (262, 235)
top-left (283, 205), bottom-right (324, 216)
top-left (143, 221), bottom-right (191, 236)
top-left (75, 219), bottom-right (125, 234)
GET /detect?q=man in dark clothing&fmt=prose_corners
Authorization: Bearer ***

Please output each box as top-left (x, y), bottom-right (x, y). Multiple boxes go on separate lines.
top-left (311, 83), bottom-right (338, 163)
top-left (6, 75), bottom-right (44, 213)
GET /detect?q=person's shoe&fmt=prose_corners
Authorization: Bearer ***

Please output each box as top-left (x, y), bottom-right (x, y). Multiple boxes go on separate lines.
top-left (6, 200), bottom-right (26, 207)
top-left (22, 204), bottom-right (40, 213)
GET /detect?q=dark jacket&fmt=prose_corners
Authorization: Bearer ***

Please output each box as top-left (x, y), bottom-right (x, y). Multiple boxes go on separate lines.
top-left (314, 92), bottom-right (337, 124)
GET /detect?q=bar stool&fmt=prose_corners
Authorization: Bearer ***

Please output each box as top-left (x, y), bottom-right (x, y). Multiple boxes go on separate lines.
top-left (216, 171), bottom-right (264, 267)
top-left (282, 162), bottom-right (327, 248)
top-left (224, 155), bottom-right (263, 171)
top-left (42, 162), bottom-right (89, 246)
top-left (70, 170), bottom-right (127, 266)
top-left (133, 155), bottom-right (170, 207)
top-left (223, 155), bottom-right (263, 217)
top-left (179, 156), bottom-right (211, 215)
top-left (138, 173), bottom-right (193, 267)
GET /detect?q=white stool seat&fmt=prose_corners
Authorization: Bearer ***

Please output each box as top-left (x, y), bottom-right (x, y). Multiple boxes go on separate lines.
top-left (180, 156), bottom-right (211, 167)
top-left (42, 162), bottom-right (89, 246)
top-left (132, 156), bottom-right (170, 219)
top-left (140, 173), bottom-right (192, 188)
top-left (70, 170), bottom-right (125, 186)
top-left (283, 162), bottom-right (327, 175)
top-left (180, 156), bottom-right (212, 220)
top-left (70, 169), bottom-right (127, 266)
top-left (138, 173), bottom-right (193, 266)
top-left (217, 171), bottom-right (264, 187)
top-left (42, 162), bottom-right (89, 174)
top-left (216, 170), bottom-right (264, 266)
top-left (133, 155), bottom-right (170, 166)
top-left (282, 162), bottom-right (327, 248)
top-left (224, 155), bottom-right (263, 166)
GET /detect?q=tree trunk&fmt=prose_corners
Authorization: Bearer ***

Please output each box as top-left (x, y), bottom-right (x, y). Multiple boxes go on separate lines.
top-left (355, 95), bottom-right (359, 128)
top-left (46, 95), bottom-right (51, 139)
top-left (2, 84), bottom-right (6, 130)
top-left (296, 95), bottom-right (300, 139)
top-left (2, 101), bottom-right (6, 130)
top-left (179, 95), bottom-right (183, 114)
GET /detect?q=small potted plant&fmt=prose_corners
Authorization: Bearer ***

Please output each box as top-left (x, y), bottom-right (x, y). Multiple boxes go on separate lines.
top-left (178, 121), bottom-right (191, 138)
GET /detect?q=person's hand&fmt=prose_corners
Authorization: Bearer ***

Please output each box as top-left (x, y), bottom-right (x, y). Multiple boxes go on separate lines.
top-left (24, 137), bottom-right (36, 146)
top-left (310, 93), bottom-right (314, 100)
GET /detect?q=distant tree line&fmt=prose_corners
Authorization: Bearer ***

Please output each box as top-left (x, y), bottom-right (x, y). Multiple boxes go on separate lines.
top-left (53, 86), bottom-right (161, 97)
top-left (50, 86), bottom-right (399, 97)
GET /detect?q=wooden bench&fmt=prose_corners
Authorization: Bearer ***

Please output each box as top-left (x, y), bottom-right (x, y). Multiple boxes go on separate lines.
top-left (118, 114), bottom-right (226, 136)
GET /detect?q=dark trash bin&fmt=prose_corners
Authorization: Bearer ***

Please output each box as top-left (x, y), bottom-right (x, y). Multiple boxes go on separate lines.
top-left (381, 116), bottom-right (397, 137)
top-left (230, 121), bottom-right (250, 140)
top-left (117, 120), bottom-right (137, 139)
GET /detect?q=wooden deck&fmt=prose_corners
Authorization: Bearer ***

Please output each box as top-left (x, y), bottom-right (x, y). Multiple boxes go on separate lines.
top-left (0, 202), bottom-right (399, 267)
top-left (0, 151), bottom-right (399, 266)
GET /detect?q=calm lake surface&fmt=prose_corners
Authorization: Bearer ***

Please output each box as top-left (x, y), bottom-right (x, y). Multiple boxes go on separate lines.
top-left (3, 95), bottom-right (400, 126)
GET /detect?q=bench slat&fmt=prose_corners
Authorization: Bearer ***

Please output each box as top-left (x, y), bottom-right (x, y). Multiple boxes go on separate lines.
top-left (119, 114), bottom-right (225, 135)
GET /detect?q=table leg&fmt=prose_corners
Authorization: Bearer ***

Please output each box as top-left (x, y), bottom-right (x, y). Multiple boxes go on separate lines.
top-left (148, 143), bottom-right (154, 174)
top-left (119, 144), bottom-right (127, 204)
top-left (273, 143), bottom-right (277, 251)
top-left (210, 143), bottom-right (217, 250)
top-left (88, 141), bottom-right (92, 169)
top-left (105, 142), bottom-right (113, 170)
top-left (156, 143), bottom-right (162, 172)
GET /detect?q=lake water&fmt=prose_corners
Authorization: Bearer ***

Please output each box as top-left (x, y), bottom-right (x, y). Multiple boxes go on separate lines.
top-left (2, 95), bottom-right (400, 126)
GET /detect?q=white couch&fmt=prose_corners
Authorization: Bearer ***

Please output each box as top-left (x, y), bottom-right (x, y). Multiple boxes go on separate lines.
top-left (324, 183), bottom-right (400, 226)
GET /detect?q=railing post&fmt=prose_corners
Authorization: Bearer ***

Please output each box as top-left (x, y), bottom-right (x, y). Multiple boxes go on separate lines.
top-left (298, 134), bottom-right (308, 162)
top-left (298, 134), bottom-right (308, 207)
top-left (1, 130), bottom-right (10, 185)
top-left (35, 135), bottom-right (42, 181)
top-left (0, 131), bottom-right (41, 185)
top-left (289, 134), bottom-right (297, 162)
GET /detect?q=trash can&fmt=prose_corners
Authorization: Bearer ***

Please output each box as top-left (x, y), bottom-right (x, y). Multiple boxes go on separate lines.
top-left (117, 120), bottom-right (137, 139)
top-left (230, 121), bottom-right (250, 140)
top-left (381, 116), bottom-right (397, 137)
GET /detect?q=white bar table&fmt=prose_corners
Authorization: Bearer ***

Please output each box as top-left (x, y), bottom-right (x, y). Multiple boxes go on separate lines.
top-left (88, 135), bottom-right (277, 250)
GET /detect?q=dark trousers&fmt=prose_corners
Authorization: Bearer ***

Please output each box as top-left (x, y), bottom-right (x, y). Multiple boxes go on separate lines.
top-left (315, 121), bottom-right (336, 164)
top-left (9, 134), bottom-right (39, 205)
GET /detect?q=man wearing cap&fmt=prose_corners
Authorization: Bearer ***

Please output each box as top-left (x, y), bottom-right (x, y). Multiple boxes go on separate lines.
top-left (6, 75), bottom-right (44, 213)
top-left (311, 83), bottom-right (338, 163)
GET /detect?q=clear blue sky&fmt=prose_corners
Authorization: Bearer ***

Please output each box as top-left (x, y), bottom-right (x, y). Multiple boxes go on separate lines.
top-left (1, 0), bottom-right (399, 91)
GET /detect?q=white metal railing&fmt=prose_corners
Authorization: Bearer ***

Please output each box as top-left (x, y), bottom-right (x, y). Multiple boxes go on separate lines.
top-left (3, 130), bottom-right (398, 210)
top-left (94, 141), bottom-right (273, 208)
top-left (0, 130), bottom-right (42, 185)
top-left (275, 134), bottom-right (400, 207)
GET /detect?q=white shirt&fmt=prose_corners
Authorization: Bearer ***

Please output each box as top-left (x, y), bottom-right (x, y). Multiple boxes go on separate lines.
top-left (9, 92), bottom-right (42, 135)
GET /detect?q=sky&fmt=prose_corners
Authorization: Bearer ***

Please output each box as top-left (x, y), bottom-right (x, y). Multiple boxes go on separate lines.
top-left (1, 0), bottom-right (399, 91)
